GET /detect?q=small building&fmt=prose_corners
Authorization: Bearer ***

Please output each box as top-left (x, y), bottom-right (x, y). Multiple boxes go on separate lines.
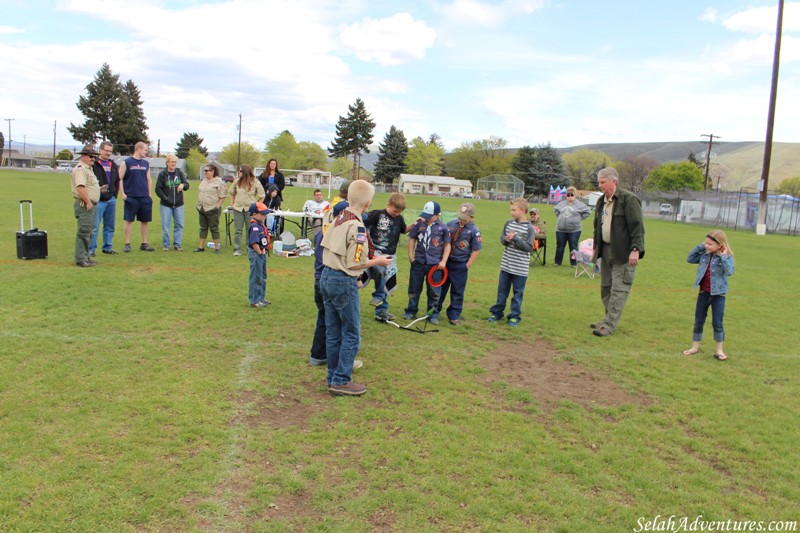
top-left (398, 174), bottom-right (473, 196)
top-left (289, 168), bottom-right (333, 188)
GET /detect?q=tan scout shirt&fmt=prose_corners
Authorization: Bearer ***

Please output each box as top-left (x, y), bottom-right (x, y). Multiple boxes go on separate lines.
top-left (230, 180), bottom-right (266, 212)
top-left (197, 177), bottom-right (228, 211)
top-left (321, 207), bottom-right (368, 277)
top-left (71, 162), bottom-right (101, 202)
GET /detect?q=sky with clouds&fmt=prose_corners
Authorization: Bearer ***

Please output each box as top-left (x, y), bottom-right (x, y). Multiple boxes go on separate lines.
top-left (1, 0), bottom-right (798, 154)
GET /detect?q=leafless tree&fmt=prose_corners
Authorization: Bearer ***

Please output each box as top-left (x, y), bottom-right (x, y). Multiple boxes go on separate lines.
top-left (618, 155), bottom-right (658, 193)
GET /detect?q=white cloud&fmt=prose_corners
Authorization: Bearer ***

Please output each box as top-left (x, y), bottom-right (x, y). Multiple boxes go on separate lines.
top-left (700, 8), bottom-right (719, 23)
top-left (722, 2), bottom-right (800, 34)
top-left (339, 13), bottom-right (436, 66)
top-left (0, 25), bottom-right (24, 34)
top-left (440, 0), bottom-right (544, 28)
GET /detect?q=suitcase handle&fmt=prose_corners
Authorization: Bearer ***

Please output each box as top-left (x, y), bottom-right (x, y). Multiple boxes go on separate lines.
top-left (20, 200), bottom-right (34, 232)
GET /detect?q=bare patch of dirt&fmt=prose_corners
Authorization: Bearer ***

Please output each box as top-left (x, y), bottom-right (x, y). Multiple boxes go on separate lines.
top-left (241, 380), bottom-right (329, 430)
top-left (481, 338), bottom-right (650, 412)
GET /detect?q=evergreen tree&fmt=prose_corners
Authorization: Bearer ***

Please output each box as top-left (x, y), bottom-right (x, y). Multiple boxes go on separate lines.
top-left (328, 98), bottom-right (375, 180)
top-left (511, 143), bottom-right (566, 196)
top-left (67, 64), bottom-right (149, 154)
top-left (374, 125), bottom-right (408, 184)
top-left (111, 80), bottom-right (149, 154)
top-left (0, 131), bottom-right (4, 163)
top-left (175, 132), bottom-right (209, 159)
top-left (687, 150), bottom-right (705, 169)
top-left (67, 63), bottom-right (121, 145)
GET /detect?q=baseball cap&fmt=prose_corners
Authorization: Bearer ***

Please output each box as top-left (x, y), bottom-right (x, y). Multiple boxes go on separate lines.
top-left (457, 202), bottom-right (475, 221)
top-left (332, 201), bottom-right (349, 216)
top-left (249, 202), bottom-right (270, 215)
top-left (420, 201), bottom-right (442, 220)
top-left (529, 207), bottom-right (538, 214)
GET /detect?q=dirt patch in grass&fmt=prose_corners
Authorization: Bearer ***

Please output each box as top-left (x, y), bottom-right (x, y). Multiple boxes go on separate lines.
top-left (481, 338), bottom-right (650, 412)
top-left (241, 380), bottom-right (329, 429)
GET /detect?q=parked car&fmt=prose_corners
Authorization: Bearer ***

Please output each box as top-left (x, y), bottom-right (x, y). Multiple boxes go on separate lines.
top-left (659, 203), bottom-right (674, 215)
top-left (463, 192), bottom-right (474, 199)
top-left (36, 165), bottom-right (52, 170)
top-left (222, 175), bottom-right (235, 183)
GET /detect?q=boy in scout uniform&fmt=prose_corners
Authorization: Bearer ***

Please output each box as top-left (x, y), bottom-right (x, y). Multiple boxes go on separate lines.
top-left (71, 145), bottom-right (101, 267)
top-left (320, 180), bottom-right (392, 397)
top-left (437, 202), bottom-right (481, 326)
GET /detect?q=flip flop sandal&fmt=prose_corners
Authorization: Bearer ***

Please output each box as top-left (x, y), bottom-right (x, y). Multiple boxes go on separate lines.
top-left (714, 353), bottom-right (728, 361)
top-left (682, 349), bottom-right (699, 356)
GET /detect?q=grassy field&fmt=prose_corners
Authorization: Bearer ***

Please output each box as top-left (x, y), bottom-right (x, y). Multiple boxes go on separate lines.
top-left (1, 169), bottom-right (799, 531)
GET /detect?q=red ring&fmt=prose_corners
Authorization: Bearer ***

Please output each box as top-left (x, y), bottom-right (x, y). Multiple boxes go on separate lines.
top-left (427, 265), bottom-right (448, 288)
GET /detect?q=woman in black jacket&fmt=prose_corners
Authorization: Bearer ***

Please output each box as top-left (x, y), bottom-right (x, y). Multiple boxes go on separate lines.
top-left (258, 158), bottom-right (285, 201)
top-left (155, 154), bottom-right (190, 251)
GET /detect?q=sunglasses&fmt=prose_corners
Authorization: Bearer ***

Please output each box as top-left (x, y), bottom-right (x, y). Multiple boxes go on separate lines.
top-left (204, 169), bottom-right (213, 172)
top-left (567, 193), bottom-right (574, 197)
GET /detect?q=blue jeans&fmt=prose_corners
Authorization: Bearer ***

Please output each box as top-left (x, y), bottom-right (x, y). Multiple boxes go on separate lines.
top-left (438, 260), bottom-right (469, 321)
top-left (160, 204), bottom-right (185, 248)
top-left (89, 197), bottom-right (116, 252)
top-left (693, 291), bottom-right (725, 342)
top-left (555, 230), bottom-right (581, 266)
top-left (247, 249), bottom-right (267, 304)
top-left (405, 261), bottom-right (442, 320)
top-left (321, 268), bottom-right (361, 386)
top-left (370, 264), bottom-right (389, 314)
top-left (310, 279), bottom-right (327, 362)
top-left (489, 270), bottom-right (527, 321)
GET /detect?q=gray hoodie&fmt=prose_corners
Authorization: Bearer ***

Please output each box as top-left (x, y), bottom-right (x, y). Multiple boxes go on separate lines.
top-left (554, 199), bottom-right (591, 232)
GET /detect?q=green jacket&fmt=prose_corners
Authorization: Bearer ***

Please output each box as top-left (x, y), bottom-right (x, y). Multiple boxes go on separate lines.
top-left (592, 187), bottom-right (645, 265)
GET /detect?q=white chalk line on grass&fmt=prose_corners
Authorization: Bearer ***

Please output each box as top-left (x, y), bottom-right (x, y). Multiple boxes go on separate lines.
top-left (211, 340), bottom-right (261, 529)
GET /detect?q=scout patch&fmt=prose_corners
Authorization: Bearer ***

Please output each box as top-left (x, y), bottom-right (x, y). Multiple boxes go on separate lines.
top-left (355, 226), bottom-right (366, 262)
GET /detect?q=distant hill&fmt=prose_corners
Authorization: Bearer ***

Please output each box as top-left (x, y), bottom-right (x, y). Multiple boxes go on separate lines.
top-left (560, 141), bottom-right (800, 190)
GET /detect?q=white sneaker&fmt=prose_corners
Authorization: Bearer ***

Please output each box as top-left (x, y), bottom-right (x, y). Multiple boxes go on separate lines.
top-left (233, 250), bottom-right (241, 256)
top-left (352, 359), bottom-right (363, 370)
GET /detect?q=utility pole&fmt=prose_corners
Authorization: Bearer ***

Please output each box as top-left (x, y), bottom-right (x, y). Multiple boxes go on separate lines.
top-left (156, 139), bottom-right (161, 158)
top-left (757, 0), bottom-right (784, 236)
top-left (236, 114), bottom-right (242, 171)
top-left (53, 120), bottom-right (57, 161)
top-left (4, 118), bottom-right (14, 167)
top-left (700, 133), bottom-right (719, 192)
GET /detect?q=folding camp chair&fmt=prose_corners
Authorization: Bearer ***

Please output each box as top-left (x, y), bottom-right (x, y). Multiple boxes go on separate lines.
top-left (573, 238), bottom-right (599, 279)
top-left (530, 237), bottom-right (546, 266)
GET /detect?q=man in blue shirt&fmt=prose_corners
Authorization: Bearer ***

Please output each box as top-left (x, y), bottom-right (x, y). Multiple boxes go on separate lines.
top-left (118, 141), bottom-right (154, 252)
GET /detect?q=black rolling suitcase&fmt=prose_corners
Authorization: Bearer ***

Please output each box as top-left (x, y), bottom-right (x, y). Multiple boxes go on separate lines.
top-left (16, 200), bottom-right (48, 260)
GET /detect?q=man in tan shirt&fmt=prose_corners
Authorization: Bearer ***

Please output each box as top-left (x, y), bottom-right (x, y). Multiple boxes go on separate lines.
top-left (71, 145), bottom-right (101, 267)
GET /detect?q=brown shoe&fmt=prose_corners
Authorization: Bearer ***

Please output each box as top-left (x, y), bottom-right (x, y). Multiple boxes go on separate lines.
top-left (590, 323), bottom-right (598, 329)
top-left (593, 326), bottom-right (612, 337)
top-left (76, 261), bottom-right (95, 267)
top-left (328, 382), bottom-right (367, 396)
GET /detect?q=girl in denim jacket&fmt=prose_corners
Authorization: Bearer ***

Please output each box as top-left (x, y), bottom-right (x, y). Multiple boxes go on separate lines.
top-left (682, 230), bottom-right (735, 360)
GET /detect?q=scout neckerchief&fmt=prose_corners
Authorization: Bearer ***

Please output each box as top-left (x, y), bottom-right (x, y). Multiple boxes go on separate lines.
top-left (335, 209), bottom-right (375, 260)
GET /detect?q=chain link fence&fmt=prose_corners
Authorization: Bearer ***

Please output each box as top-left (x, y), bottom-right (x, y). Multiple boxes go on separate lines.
top-left (638, 188), bottom-right (800, 235)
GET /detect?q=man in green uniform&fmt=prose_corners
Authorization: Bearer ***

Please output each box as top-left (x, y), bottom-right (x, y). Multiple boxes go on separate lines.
top-left (71, 145), bottom-right (102, 267)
